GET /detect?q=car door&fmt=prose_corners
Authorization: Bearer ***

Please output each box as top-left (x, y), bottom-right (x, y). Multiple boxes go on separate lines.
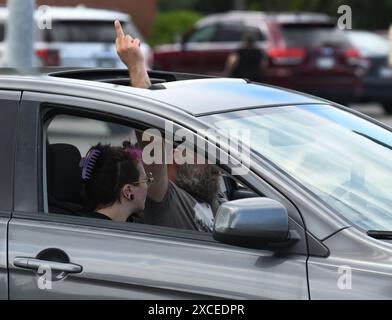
top-left (0, 91), bottom-right (21, 300)
top-left (8, 92), bottom-right (309, 299)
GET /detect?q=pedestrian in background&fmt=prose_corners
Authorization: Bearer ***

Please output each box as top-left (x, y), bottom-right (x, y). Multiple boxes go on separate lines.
top-left (224, 32), bottom-right (267, 83)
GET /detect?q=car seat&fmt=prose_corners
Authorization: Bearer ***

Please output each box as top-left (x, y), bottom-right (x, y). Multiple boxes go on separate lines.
top-left (46, 143), bottom-right (86, 216)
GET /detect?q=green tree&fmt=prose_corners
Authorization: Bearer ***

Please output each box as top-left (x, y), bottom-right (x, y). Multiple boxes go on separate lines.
top-left (149, 10), bottom-right (202, 46)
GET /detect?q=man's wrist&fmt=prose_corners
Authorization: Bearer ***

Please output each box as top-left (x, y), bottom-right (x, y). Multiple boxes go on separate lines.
top-left (128, 64), bottom-right (151, 89)
top-left (127, 60), bottom-right (145, 73)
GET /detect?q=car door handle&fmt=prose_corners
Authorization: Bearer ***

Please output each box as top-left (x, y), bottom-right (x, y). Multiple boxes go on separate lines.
top-left (14, 257), bottom-right (82, 274)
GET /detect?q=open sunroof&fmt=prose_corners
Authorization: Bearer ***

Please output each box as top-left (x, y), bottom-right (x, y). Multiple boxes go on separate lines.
top-left (48, 68), bottom-right (216, 88)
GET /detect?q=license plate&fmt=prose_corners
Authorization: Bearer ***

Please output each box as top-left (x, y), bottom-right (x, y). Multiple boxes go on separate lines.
top-left (316, 57), bottom-right (336, 70)
top-left (379, 66), bottom-right (392, 78)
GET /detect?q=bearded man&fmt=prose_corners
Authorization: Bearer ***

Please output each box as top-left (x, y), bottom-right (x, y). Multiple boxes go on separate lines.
top-left (115, 20), bottom-right (222, 232)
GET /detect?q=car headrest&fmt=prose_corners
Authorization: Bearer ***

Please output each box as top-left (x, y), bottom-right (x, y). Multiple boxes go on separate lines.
top-left (47, 143), bottom-right (85, 204)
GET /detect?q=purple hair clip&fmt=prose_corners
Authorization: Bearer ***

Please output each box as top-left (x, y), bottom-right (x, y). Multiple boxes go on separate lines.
top-left (80, 148), bottom-right (101, 181)
top-left (124, 147), bottom-right (143, 163)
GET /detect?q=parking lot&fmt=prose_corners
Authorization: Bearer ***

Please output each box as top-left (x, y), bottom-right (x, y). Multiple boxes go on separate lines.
top-left (1, 0), bottom-right (392, 303)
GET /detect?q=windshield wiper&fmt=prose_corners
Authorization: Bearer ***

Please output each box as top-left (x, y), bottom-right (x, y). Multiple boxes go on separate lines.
top-left (367, 230), bottom-right (392, 240)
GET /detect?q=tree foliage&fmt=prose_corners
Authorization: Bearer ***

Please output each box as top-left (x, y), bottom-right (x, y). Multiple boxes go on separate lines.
top-left (149, 10), bottom-right (202, 46)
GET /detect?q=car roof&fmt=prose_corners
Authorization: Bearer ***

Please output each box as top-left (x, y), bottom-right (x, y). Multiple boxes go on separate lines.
top-left (0, 5), bottom-right (130, 22)
top-left (0, 68), bottom-right (323, 117)
top-left (145, 78), bottom-right (321, 116)
top-left (196, 10), bottom-right (333, 27)
top-left (345, 29), bottom-right (387, 36)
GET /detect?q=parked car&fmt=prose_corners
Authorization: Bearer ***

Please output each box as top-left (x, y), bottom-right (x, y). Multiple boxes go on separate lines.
top-left (0, 6), bottom-right (153, 69)
top-left (345, 30), bottom-right (392, 113)
top-left (0, 67), bottom-right (392, 299)
top-left (153, 11), bottom-right (360, 104)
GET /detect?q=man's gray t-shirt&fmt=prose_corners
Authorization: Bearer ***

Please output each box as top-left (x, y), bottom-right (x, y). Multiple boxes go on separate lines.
top-left (143, 181), bottom-right (214, 232)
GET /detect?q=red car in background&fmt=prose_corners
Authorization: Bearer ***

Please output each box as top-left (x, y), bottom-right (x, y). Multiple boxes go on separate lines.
top-left (153, 11), bottom-right (361, 104)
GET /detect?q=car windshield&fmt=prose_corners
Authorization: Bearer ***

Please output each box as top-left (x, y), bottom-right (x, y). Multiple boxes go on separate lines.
top-left (282, 24), bottom-right (349, 48)
top-left (346, 31), bottom-right (389, 57)
top-left (44, 20), bottom-right (143, 43)
top-left (202, 104), bottom-right (392, 231)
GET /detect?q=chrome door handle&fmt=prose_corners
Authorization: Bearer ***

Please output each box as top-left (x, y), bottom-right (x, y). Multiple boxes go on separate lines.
top-left (14, 257), bottom-right (82, 274)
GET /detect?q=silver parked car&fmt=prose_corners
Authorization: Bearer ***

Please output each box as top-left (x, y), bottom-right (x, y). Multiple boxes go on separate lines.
top-left (0, 68), bottom-right (392, 299)
top-left (0, 6), bottom-right (153, 69)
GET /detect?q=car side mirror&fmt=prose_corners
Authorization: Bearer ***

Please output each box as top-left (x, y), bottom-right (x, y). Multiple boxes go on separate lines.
top-left (213, 198), bottom-right (298, 250)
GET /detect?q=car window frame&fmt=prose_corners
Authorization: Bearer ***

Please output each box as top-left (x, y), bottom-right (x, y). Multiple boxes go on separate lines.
top-left (0, 90), bottom-right (21, 216)
top-left (14, 90), bottom-right (309, 253)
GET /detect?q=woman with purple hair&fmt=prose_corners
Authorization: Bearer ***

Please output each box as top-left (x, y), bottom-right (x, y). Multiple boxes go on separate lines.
top-left (79, 141), bottom-right (153, 222)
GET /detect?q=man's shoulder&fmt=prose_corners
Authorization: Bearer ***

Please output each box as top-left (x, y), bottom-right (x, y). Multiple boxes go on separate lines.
top-left (168, 180), bottom-right (197, 204)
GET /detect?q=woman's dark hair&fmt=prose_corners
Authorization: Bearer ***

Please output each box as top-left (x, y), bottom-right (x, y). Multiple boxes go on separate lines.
top-left (83, 142), bottom-right (141, 211)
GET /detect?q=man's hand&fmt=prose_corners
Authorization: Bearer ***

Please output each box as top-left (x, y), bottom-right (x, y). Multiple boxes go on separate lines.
top-left (115, 20), bottom-right (144, 69)
top-left (115, 20), bottom-right (151, 88)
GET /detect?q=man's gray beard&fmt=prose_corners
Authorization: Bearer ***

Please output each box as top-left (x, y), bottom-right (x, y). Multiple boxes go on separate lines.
top-left (175, 164), bottom-right (219, 205)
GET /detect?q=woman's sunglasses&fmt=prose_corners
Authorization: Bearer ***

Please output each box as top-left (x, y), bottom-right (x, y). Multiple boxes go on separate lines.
top-left (132, 172), bottom-right (154, 186)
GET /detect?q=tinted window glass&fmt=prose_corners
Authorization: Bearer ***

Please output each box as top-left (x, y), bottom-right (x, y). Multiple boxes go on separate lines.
top-left (216, 24), bottom-right (244, 42)
top-left (188, 25), bottom-right (218, 43)
top-left (0, 95), bottom-right (19, 211)
top-left (216, 24), bottom-right (265, 42)
top-left (0, 24), bottom-right (4, 41)
top-left (44, 20), bottom-right (143, 43)
top-left (282, 24), bottom-right (349, 48)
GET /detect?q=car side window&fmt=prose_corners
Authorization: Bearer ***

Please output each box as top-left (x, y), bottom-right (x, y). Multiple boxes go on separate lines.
top-left (47, 114), bottom-right (136, 156)
top-left (45, 114), bottom-right (136, 215)
top-left (216, 23), bottom-right (244, 42)
top-left (187, 25), bottom-right (218, 43)
top-left (44, 112), bottom-right (258, 233)
top-left (216, 24), bottom-right (266, 42)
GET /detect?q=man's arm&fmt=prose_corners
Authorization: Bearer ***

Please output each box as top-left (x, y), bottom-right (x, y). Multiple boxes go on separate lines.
top-left (136, 131), bottom-right (169, 203)
top-left (115, 20), bottom-right (169, 202)
top-left (224, 53), bottom-right (238, 76)
top-left (115, 20), bottom-right (151, 89)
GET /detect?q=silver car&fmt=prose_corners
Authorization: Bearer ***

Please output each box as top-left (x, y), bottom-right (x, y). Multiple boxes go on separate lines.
top-left (0, 68), bottom-right (392, 299)
top-left (0, 6), bottom-right (153, 69)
